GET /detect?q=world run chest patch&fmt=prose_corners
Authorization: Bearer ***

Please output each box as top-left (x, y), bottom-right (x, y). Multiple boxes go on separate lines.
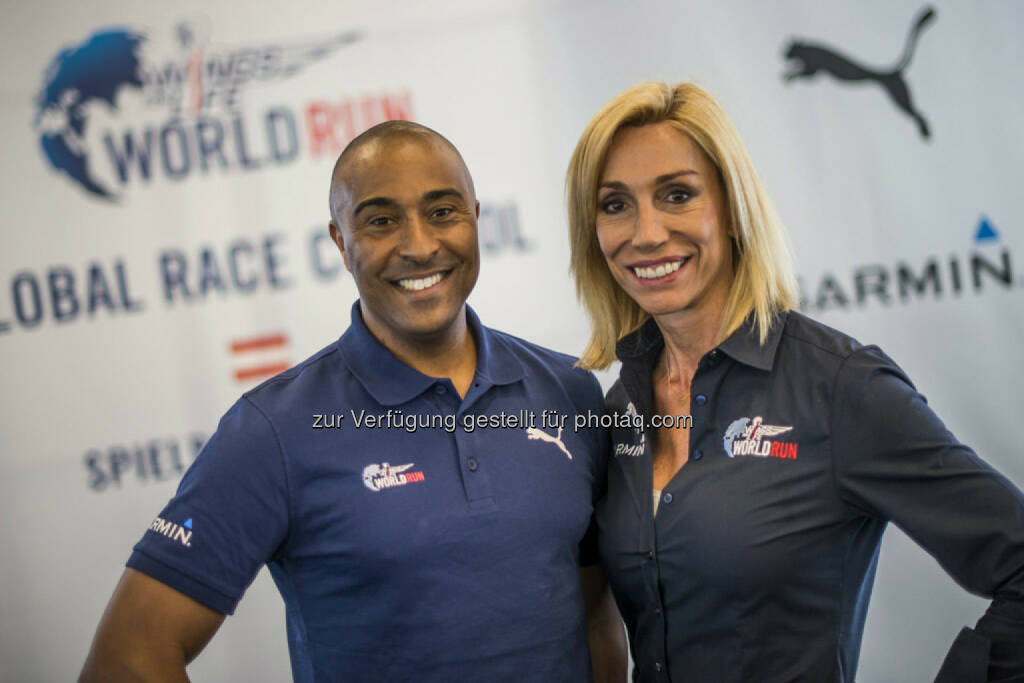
top-left (723, 416), bottom-right (799, 460)
top-left (361, 462), bottom-right (426, 492)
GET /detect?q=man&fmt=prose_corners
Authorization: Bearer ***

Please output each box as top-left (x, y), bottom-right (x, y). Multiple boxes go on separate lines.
top-left (80, 121), bottom-right (626, 682)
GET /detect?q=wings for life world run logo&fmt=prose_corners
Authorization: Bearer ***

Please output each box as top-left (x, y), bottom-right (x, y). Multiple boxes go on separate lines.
top-left (33, 22), bottom-right (411, 201)
top-left (723, 417), bottom-right (799, 460)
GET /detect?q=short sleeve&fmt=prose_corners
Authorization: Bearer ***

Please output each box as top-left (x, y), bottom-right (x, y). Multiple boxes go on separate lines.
top-left (832, 346), bottom-right (1024, 680)
top-left (127, 396), bottom-right (290, 614)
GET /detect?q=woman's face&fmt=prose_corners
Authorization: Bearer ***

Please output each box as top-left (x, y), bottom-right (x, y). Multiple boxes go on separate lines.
top-left (595, 122), bottom-right (735, 323)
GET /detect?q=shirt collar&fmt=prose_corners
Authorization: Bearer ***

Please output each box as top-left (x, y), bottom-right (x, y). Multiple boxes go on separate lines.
top-left (337, 301), bottom-right (525, 406)
top-left (615, 310), bottom-right (787, 372)
top-left (717, 311), bottom-right (787, 371)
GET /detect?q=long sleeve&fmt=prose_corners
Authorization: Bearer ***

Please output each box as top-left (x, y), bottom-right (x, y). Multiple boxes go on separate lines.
top-left (832, 346), bottom-right (1024, 682)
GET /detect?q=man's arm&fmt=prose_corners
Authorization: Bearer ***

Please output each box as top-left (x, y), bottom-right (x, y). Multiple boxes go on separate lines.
top-left (582, 564), bottom-right (627, 683)
top-left (79, 568), bottom-right (226, 683)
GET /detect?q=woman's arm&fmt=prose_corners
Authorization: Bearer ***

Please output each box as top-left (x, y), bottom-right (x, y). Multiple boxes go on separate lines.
top-left (831, 346), bottom-right (1024, 681)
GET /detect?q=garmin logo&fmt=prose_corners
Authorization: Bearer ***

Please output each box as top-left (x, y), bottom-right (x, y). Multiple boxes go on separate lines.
top-left (149, 516), bottom-right (193, 547)
top-left (800, 218), bottom-right (1018, 313)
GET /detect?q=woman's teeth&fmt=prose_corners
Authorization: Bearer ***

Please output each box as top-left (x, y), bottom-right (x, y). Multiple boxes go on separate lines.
top-left (398, 272), bottom-right (444, 291)
top-left (632, 260), bottom-right (683, 280)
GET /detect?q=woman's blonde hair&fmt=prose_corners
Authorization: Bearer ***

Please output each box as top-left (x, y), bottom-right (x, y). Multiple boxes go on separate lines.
top-left (567, 81), bottom-right (798, 369)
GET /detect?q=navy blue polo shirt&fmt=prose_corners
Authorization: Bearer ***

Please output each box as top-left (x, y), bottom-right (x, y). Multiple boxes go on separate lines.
top-left (600, 311), bottom-right (1024, 683)
top-left (128, 303), bottom-right (607, 682)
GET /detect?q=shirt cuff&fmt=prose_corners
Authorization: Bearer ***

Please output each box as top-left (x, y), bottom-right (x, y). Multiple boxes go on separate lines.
top-left (934, 627), bottom-right (990, 683)
top-left (126, 550), bottom-right (239, 615)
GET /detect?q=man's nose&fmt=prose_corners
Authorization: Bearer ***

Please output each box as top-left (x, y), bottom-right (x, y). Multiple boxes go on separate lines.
top-left (399, 215), bottom-right (440, 261)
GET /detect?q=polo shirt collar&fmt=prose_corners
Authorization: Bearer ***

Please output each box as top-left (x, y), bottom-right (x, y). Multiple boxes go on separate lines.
top-left (337, 301), bottom-right (525, 406)
top-left (615, 310), bottom-right (787, 372)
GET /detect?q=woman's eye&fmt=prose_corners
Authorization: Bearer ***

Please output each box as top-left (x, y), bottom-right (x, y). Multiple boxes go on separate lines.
top-left (600, 199), bottom-right (626, 214)
top-left (666, 188), bottom-right (691, 203)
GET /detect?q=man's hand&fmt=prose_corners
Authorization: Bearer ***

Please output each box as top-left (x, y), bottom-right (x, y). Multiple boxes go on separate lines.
top-left (79, 568), bottom-right (225, 682)
top-left (582, 565), bottom-right (628, 683)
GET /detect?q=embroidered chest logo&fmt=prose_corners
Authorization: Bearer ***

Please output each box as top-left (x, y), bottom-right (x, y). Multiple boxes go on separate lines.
top-left (613, 401), bottom-right (646, 457)
top-left (362, 462), bottom-right (426, 491)
top-left (723, 416), bottom-right (799, 459)
top-left (526, 426), bottom-right (573, 460)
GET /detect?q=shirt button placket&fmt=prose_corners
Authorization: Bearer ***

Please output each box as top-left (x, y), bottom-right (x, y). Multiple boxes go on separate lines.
top-left (452, 390), bottom-right (495, 509)
top-left (691, 371), bottom-right (709, 463)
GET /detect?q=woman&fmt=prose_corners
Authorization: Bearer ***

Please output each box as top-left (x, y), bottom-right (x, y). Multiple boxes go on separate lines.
top-left (566, 82), bottom-right (1024, 682)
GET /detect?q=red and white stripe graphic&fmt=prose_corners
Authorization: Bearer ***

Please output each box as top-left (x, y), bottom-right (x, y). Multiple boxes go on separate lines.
top-left (229, 332), bottom-right (291, 382)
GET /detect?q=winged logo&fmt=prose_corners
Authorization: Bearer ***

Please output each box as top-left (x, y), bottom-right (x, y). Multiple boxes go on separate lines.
top-left (723, 416), bottom-right (795, 458)
top-left (362, 462), bottom-right (416, 491)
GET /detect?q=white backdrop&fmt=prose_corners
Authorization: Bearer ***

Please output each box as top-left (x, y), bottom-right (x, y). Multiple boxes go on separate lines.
top-left (2, 1), bottom-right (1022, 681)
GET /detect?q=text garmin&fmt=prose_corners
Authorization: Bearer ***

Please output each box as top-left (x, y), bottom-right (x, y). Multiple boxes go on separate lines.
top-left (800, 217), bottom-right (1018, 313)
top-left (149, 516), bottom-right (193, 547)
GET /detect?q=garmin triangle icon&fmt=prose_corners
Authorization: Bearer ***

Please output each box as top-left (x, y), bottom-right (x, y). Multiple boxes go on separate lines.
top-left (183, 518), bottom-right (193, 530)
top-left (974, 216), bottom-right (1000, 244)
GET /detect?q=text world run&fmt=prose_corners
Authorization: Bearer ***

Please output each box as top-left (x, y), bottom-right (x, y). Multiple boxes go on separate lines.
top-left (101, 92), bottom-right (412, 186)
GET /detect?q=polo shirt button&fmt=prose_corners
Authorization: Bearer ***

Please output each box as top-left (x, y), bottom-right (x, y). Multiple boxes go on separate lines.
top-left (466, 457), bottom-right (479, 471)
top-left (654, 605), bottom-right (662, 614)
top-left (692, 449), bottom-right (703, 461)
top-left (662, 492), bottom-right (673, 504)
top-left (434, 384), bottom-right (447, 395)
top-left (647, 550), bottom-right (655, 560)
top-left (655, 662), bottom-right (664, 672)
top-left (695, 394), bottom-right (707, 406)
top-left (709, 350), bottom-right (720, 359)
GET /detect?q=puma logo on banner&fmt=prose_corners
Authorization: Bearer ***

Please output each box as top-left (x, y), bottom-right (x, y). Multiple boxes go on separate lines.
top-left (783, 6), bottom-right (936, 139)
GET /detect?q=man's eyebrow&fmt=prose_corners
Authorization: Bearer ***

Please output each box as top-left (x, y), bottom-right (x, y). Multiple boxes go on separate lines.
top-left (422, 188), bottom-right (466, 204)
top-left (352, 196), bottom-right (399, 216)
top-left (598, 170), bottom-right (699, 191)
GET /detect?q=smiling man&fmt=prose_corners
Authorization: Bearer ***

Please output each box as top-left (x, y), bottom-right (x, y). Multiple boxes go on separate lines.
top-left (80, 121), bottom-right (626, 683)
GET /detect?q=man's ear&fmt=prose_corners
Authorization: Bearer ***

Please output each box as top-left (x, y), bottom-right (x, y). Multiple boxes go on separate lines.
top-left (328, 222), bottom-right (351, 272)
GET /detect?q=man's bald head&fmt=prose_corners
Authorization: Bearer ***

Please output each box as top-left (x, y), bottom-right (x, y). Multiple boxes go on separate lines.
top-left (328, 121), bottom-right (475, 226)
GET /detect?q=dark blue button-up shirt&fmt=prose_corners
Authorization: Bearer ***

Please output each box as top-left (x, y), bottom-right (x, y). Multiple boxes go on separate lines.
top-left (600, 311), bottom-right (1024, 682)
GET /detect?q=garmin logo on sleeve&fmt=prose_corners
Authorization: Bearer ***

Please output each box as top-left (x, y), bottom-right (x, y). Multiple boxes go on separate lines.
top-left (149, 516), bottom-right (193, 547)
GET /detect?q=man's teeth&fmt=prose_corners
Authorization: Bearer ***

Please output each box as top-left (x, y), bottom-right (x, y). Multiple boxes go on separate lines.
top-left (632, 261), bottom-right (683, 280)
top-left (397, 273), bottom-right (444, 291)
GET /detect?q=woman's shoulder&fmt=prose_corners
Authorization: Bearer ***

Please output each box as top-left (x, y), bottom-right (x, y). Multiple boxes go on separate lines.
top-left (778, 311), bottom-right (911, 390)
top-left (779, 310), bottom-right (868, 363)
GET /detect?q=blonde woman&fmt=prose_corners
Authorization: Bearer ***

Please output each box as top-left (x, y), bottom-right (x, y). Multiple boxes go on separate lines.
top-left (567, 81), bottom-right (1024, 682)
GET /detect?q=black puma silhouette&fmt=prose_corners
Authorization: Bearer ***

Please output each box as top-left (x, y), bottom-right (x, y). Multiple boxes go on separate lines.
top-left (783, 6), bottom-right (936, 140)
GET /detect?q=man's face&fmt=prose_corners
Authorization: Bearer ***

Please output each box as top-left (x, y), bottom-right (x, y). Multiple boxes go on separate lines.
top-left (329, 137), bottom-right (480, 346)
